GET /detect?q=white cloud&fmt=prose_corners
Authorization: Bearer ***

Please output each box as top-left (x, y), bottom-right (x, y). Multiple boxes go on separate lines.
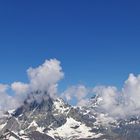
top-left (0, 84), bottom-right (20, 114)
top-left (11, 82), bottom-right (29, 95)
top-left (27, 59), bottom-right (64, 97)
top-left (122, 74), bottom-right (140, 115)
top-left (93, 86), bottom-right (118, 110)
top-left (0, 59), bottom-right (64, 113)
top-left (93, 86), bottom-right (124, 117)
top-left (77, 98), bottom-right (89, 106)
top-left (62, 85), bottom-right (90, 106)
top-left (0, 84), bottom-right (8, 92)
top-left (61, 73), bottom-right (140, 118)
top-left (11, 59), bottom-right (64, 103)
top-left (123, 73), bottom-right (140, 106)
top-left (92, 74), bottom-right (140, 118)
top-left (1, 58), bottom-right (140, 120)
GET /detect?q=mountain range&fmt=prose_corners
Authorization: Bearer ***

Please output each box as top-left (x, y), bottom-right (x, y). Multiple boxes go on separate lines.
top-left (0, 91), bottom-right (140, 140)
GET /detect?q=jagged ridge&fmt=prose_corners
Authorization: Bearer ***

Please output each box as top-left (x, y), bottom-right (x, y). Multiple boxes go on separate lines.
top-left (0, 91), bottom-right (140, 140)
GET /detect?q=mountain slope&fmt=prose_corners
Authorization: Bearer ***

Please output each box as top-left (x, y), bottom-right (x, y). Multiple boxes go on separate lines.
top-left (0, 91), bottom-right (140, 140)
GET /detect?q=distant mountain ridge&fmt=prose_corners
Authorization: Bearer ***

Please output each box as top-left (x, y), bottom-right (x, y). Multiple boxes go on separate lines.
top-left (0, 91), bottom-right (140, 140)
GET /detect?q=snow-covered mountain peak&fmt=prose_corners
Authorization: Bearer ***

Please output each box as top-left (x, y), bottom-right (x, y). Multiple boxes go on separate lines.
top-left (0, 92), bottom-right (140, 140)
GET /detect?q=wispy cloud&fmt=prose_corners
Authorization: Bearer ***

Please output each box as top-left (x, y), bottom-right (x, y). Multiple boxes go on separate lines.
top-left (0, 84), bottom-right (19, 113)
top-left (11, 82), bottom-right (29, 95)
top-left (62, 85), bottom-right (91, 106)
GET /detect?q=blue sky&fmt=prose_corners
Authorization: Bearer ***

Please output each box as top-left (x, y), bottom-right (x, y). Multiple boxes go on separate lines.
top-left (0, 0), bottom-right (140, 92)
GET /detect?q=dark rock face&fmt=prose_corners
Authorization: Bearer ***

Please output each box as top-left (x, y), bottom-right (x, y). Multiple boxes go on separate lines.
top-left (0, 92), bottom-right (140, 140)
top-left (28, 131), bottom-right (55, 140)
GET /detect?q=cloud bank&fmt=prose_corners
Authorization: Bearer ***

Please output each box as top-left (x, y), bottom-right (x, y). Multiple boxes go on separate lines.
top-left (0, 58), bottom-right (140, 119)
top-left (62, 74), bottom-right (140, 118)
top-left (92, 74), bottom-right (140, 118)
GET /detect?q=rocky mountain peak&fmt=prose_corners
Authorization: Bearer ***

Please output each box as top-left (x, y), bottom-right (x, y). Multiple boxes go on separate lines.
top-left (0, 92), bottom-right (140, 140)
